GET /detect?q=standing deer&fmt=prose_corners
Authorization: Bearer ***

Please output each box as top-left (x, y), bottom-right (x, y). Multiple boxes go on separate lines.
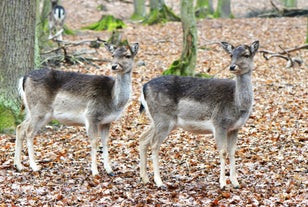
top-left (48, 0), bottom-right (66, 40)
top-left (139, 41), bottom-right (259, 189)
top-left (14, 42), bottom-right (139, 176)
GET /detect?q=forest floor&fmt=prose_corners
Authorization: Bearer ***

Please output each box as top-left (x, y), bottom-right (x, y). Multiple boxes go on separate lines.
top-left (0, 0), bottom-right (307, 206)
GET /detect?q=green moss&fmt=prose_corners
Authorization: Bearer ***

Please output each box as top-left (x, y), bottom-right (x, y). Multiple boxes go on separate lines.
top-left (0, 105), bottom-right (17, 134)
top-left (143, 5), bottom-right (180, 25)
top-left (63, 25), bottom-right (76, 35)
top-left (195, 73), bottom-right (213, 78)
top-left (163, 59), bottom-right (193, 76)
top-left (163, 59), bottom-right (211, 78)
top-left (130, 13), bottom-right (145, 21)
top-left (82, 15), bottom-right (126, 31)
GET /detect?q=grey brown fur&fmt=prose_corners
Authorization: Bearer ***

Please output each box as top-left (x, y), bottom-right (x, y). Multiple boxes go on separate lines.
top-left (14, 43), bottom-right (139, 176)
top-left (139, 41), bottom-right (259, 189)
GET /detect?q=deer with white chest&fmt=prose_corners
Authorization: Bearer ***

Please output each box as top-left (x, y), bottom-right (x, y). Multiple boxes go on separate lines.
top-left (139, 41), bottom-right (259, 189)
top-left (14, 43), bottom-right (139, 176)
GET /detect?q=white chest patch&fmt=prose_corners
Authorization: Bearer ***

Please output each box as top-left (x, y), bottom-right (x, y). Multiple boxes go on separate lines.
top-left (177, 118), bottom-right (214, 134)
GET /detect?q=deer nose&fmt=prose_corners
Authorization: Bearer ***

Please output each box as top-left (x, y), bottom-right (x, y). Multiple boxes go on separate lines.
top-left (111, 64), bottom-right (118, 70)
top-left (230, 64), bottom-right (237, 71)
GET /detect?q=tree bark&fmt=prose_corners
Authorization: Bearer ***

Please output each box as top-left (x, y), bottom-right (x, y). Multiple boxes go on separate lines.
top-left (0, 1), bottom-right (36, 111)
top-left (195, 0), bottom-right (214, 18)
top-left (306, 17), bottom-right (308, 43)
top-left (131, 0), bottom-right (146, 20)
top-left (215, 0), bottom-right (232, 18)
top-left (163, 0), bottom-right (197, 76)
top-left (283, 0), bottom-right (297, 8)
top-left (144, 0), bottom-right (180, 25)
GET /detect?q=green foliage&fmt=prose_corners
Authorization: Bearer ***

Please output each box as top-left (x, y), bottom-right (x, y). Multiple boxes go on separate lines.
top-left (63, 25), bottom-right (76, 35)
top-left (82, 15), bottom-right (126, 31)
top-left (143, 5), bottom-right (180, 25)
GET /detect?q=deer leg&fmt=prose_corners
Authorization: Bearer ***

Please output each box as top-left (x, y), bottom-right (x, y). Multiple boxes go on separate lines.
top-left (86, 121), bottom-right (100, 176)
top-left (215, 128), bottom-right (228, 189)
top-left (27, 115), bottom-right (50, 172)
top-left (14, 121), bottom-right (27, 171)
top-left (100, 124), bottom-right (113, 175)
top-left (139, 124), bottom-right (155, 184)
top-left (27, 135), bottom-right (40, 171)
top-left (151, 121), bottom-right (174, 187)
top-left (228, 130), bottom-right (240, 188)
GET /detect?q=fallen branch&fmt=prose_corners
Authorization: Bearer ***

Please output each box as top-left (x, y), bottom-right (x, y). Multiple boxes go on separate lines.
top-left (41, 37), bottom-right (108, 67)
top-left (259, 44), bottom-right (307, 67)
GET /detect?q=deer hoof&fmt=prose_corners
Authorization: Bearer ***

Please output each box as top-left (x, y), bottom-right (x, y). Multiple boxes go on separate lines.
top-left (108, 172), bottom-right (115, 177)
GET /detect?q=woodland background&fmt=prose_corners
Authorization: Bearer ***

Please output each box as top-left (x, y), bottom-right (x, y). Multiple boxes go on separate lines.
top-left (0, 0), bottom-right (307, 206)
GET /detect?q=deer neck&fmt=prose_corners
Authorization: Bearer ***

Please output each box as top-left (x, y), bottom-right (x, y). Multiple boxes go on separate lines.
top-left (235, 71), bottom-right (253, 112)
top-left (112, 70), bottom-right (132, 109)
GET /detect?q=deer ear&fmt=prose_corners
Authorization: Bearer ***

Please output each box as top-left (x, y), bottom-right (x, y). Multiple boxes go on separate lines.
top-left (130, 43), bottom-right (139, 56)
top-left (250, 40), bottom-right (259, 55)
top-left (221, 42), bottom-right (234, 55)
top-left (104, 43), bottom-right (116, 54)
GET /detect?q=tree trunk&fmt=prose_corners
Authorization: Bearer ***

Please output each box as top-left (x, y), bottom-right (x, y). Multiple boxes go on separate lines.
top-left (215, 0), bottom-right (232, 18)
top-left (0, 0), bottom-right (36, 130)
top-left (195, 0), bottom-right (214, 18)
top-left (306, 17), bottom-right (308, 43)
top-left (131, 0), bottom-right (146, 20)
top-left (163, 0), bottom-right (197, 76)
top-left (283, 0), bottom-right (297, 8)
top-left (144, 0), bottom-right (180, 25)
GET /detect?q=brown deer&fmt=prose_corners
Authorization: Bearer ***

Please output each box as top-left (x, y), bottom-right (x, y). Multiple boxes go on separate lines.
top-left (139, 41), bottom-right (259, 189)
top-left (14, 42), bottom-right (139, 176)
top-left (48, 0), bottom-right (65, 40)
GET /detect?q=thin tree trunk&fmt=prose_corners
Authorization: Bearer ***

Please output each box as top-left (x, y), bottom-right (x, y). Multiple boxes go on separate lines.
top-left (195, 0), bottom-right (214, 18)
top-left (283, 0), bottom-right (297, 8)
top-left (215, 0), bottom-right (232, 18)
top-left (163, 0), bottom-right (197, 76)
top-left (306, 17), bottom-right (308, 43)
top-left (0, 1), bottom-right (36, 112)
top-left (131, 0), bottom-right (146, 20)
top-left (180, 0), bottom-right (197, 75)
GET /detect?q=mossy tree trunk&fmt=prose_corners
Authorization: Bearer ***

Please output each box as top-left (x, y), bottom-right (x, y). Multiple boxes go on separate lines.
top-left (0, 0), bottom-right (36, 131)
top-left (306, 17), bottom-right (308, 43)
top-left (214, 0), bottom-right (233, 18)
top-left (163, 0), bottom-right (197, 76)
top-left (195, 0), bottom-right (214, 18)
top-left (144, 0), bottom-right (180, 25)
top-left (131, 0), bottom-right (146, 20)
top-left (37, 0), bottom-right (51, 47)
top-left (283, 0), bottom-right (297, 8)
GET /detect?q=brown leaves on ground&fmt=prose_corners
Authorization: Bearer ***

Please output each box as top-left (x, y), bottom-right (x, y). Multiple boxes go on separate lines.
top-left (0, 1), bottom-right (307, 206)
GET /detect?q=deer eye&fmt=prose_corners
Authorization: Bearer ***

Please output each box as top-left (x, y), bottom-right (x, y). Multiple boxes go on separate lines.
top-left (244, 54), bottom-right (250, 58)
top-left (125, 55), bottom-right (131, 58)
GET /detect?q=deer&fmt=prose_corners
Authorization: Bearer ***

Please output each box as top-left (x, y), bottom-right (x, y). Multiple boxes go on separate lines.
top-left (14, 42), bottom-right (139, 176)
top-left (48, 0), bottom-right (66, 40)
top-left (139, 41), bottom-right (259, 189)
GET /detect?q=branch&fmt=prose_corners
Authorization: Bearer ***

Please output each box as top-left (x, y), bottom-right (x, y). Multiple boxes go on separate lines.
top-left (259, 44), bottom-right (307, 67)
top-left (41, 37), bottom-right (108, 67)
top-left (48, 29), bottom-right (64, 40)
